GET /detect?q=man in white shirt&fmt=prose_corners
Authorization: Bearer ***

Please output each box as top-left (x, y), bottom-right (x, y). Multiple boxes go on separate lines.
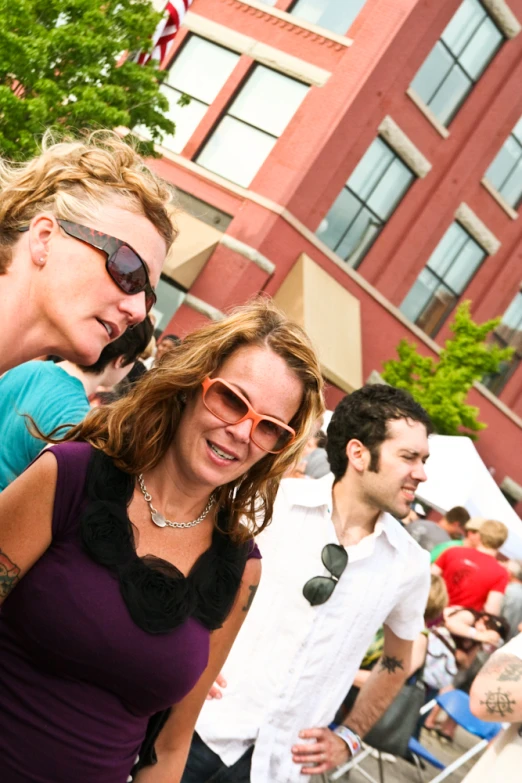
top-left (465, 631), bottom-right (522, 781)
top-left (181, 384), bottom-right (432, 783)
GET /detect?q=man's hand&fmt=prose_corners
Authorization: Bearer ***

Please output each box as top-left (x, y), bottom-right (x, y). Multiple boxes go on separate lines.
top-left (205, 673), bottom-right (227, 700)
top-left (291, 727), bottom-right (350, 775)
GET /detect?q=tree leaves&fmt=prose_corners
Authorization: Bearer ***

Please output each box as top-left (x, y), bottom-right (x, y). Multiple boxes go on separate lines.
top-left (0, 0), bottom-right (175, 159)
top-left (382, 302), bottom-right (514, 438)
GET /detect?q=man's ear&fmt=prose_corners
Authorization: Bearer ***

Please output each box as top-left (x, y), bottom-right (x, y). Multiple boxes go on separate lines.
top-left (113, 356), bottom-right (126, 369)
top-left (345, 439), bottom-right (367, 473)
top-left (28, 215), bottom-right (57, 267)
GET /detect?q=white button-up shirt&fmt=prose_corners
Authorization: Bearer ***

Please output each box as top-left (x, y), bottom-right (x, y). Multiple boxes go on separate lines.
top-left (196, 474), bottom-right (430, 783)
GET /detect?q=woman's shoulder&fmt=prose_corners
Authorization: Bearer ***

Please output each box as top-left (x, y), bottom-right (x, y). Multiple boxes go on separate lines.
top-left (246, 539), bottom-right (262, 561)
top-left (46, 440), bottom-right (93, 464)
top-left (44, 442), bottom-right (95, 537)
top-left (28, 441), bottom-right (94, 490)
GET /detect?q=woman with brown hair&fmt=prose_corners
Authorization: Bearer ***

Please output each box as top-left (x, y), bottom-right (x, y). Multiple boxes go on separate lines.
top-left (0, 298), bottom-right (324, 783)
top-left (0, 131), bottom-right (174, 373)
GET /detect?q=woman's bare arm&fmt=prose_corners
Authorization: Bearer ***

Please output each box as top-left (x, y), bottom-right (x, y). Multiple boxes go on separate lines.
top-left (0, 452), bottom-right (57, 604)
top-left (133, 556), bottom-right (262, 783)
top-left (444, 607), bottom-right (478, 639)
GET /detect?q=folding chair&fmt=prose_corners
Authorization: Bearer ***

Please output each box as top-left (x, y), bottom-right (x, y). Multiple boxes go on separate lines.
top-left (408, 737), bottom-right (445, 773)
top-left (329, 737), bottom-right (444, 783)
top-left (425, 689), bottom-right (502, 783)
top-left (328, 688), bottom-right (500, 783)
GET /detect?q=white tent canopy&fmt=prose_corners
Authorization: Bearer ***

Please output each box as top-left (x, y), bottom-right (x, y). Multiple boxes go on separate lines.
top-left (418, 435), bottom-right (522, 560)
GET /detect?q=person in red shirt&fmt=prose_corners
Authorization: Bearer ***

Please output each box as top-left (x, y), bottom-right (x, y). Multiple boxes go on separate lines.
top-left (432, 520), bottom-right (509, 614)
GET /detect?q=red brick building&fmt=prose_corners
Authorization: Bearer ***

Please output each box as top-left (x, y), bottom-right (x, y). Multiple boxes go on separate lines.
top-left (146, 0), bottom-right (522, 508)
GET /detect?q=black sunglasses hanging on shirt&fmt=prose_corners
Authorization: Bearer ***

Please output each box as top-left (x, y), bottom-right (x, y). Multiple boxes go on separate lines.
top-left (303, 543), bottom-right (348, 606)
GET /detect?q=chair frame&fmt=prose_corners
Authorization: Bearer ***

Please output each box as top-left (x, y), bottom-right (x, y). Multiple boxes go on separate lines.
top-left (328, 690), bottom-right (500, 783)
top-left (330, 744), bottom-right (425, 783)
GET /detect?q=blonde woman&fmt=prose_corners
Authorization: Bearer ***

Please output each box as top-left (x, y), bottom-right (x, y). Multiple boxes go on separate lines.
top-left (0, 299), bottom-right (325, 783)
top-left (0, 132), bottom-right (174, 373)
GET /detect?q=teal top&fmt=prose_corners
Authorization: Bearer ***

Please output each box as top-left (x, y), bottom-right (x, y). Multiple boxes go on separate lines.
top-left (0, 361), bottom-right (90, 490)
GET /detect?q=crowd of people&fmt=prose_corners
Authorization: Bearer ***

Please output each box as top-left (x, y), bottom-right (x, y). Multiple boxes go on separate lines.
top-left (1, 132), bottom-right (521, 783)
top-left (400, 501), bottom-right (522, 779)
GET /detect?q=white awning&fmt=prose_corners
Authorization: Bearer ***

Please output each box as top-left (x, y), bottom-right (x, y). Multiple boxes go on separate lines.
top-left (417, 434), bottom-right (522, 559)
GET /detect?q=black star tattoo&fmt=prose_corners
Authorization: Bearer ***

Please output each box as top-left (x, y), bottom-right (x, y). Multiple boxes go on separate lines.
top-left (379, 655), bottom-right (404, 674)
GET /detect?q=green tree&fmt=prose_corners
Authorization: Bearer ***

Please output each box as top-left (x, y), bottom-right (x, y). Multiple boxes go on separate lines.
top-left (0, 0), bottom-right (175, 159)
top-left (382, 301), bottom-right (514, 437)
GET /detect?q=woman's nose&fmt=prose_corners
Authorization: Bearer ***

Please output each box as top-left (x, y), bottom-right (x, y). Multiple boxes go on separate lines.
top-left (120, 292), bottom-right (147, 325)
top-left (225, 417), bottom-right (254, 443)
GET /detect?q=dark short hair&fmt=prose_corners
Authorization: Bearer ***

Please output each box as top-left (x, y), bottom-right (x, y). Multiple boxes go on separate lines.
top-left (159, 334), bottom-right (180, 346)
top-left (482, 614), bottom-right (510, 642)
top-left (125, 360), bottom-right (148, 388)
top-left (445, 506), bottom-right (470, 526)
top-left (315, 430), bottom-right (327, 449)
top-left (79, 317), bottom-right (154, 375)
top-left (326, 384), bottom-right (433, 481)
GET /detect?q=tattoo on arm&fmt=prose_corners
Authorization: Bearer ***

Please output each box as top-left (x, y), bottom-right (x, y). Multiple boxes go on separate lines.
top-left (242, 584), bottom-right (258, 613)
top-left (498, 661), bottom-right (522, 682)
top-left (379, 655), bottom-right (404, 674)
top-left (480, 654), bottom-right (522, 682)
top-left (480, 687), bottom-right (516, 718)
top-left (0, 549), bottom-right (21, 598)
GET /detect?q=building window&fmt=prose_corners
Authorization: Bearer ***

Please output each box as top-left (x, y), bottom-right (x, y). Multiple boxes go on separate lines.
top-left (410, 0), bottom-right (503, 126)
top-left (157, 36), bottom-right (240, 153)
top-left (197, 65), bottom-right (308, 187)
top-left (175, 190), bottom-right (233, 231)
top-left (482, 292), bottom-right (522, 394)
top-left (484, 117), bottom-right (522, 209)
top-left (151, 276), bottom-right (186, 337)
top-left (288, 0), bottom-right (366, 35)
top-left (316, 137), bottom-right (415, 268)
top-left (400, 222), bottom-right (486, 336)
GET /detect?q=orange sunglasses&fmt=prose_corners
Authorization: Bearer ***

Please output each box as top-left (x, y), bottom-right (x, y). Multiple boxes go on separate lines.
top-left (201, 377), bottom-right (296, 454)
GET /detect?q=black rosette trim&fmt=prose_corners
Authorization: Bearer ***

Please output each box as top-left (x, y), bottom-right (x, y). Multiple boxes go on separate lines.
top-left (79, 448), bottom-right (250, 634)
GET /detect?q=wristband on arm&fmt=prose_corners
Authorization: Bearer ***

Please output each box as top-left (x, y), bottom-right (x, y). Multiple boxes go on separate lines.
top-left (328, 722), bottom-right (362, 758)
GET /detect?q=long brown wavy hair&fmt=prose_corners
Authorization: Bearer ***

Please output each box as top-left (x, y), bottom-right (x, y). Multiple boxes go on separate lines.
top-left (54, 298), bottom-right (325, 541)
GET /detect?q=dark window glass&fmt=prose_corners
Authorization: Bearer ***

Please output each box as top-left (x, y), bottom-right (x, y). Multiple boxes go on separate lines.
top-left (485, 117), bottom-right (522, 208)
top-left (410, 0), bottom-right (503, 126)
top-left (400, 222), bottom-right (486, 336)
top-left (483, 293), bottom-right (522, 394)
top-left (316, 138), bottom-right (415, 268)
top-left (151, 276), bottom-right (186, 337)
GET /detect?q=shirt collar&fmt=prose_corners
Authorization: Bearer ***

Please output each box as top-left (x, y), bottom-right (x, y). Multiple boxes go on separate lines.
top-left (282, 473), bottom-right (403, 552)
top-left (282, 472), bottom-right (334, 509)
top-left (374, 514), bottom-right (403, 551)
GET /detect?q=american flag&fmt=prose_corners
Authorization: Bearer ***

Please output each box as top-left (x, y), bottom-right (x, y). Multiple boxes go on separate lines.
top-left (137, 0), bottom-right (193, 66)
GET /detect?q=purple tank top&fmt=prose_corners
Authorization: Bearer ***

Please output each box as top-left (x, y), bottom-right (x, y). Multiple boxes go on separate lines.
top-left (0, 442), bottom-right (260, 782)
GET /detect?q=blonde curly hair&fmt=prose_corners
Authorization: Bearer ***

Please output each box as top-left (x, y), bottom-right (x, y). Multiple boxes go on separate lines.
top-left (0, 130), bottom-right (176, 274)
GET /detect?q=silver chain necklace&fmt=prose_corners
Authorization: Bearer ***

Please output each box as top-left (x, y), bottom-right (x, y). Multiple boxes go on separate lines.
top-left (137, 474), bottom-right (216, 529)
